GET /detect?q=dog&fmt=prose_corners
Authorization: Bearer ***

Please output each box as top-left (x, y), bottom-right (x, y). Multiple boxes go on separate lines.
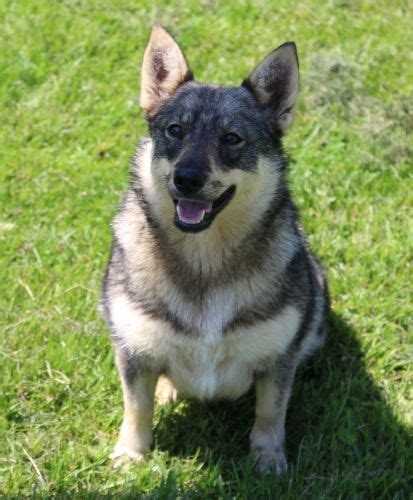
top-left (101, 25), bottom-right (329, 474)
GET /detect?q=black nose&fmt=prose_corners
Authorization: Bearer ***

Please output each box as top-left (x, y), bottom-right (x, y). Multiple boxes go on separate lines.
top-left (173, 169), bottom-right (207, 194)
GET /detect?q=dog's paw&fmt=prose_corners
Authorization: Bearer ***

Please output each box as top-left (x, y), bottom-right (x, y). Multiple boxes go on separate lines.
top-left (253, 449), bottom-right (288, 475)
top-left (155, 375), bottom-right (178, 405)
top-left (109, 445), bottom-right (146, 469)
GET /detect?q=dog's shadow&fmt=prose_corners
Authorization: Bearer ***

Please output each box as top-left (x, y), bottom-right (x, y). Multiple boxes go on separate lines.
top-left (153, 312), bottom-right (412, 492)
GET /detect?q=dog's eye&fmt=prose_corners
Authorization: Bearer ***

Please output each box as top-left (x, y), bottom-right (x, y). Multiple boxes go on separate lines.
top-left (223, 132), bottom-right (243, 145)
top-left (167, 124), bottom-right (183, 139)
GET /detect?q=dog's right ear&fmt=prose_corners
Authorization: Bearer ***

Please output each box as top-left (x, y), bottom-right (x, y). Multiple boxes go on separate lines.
top-left (140, 25), bottom-right (193, 116)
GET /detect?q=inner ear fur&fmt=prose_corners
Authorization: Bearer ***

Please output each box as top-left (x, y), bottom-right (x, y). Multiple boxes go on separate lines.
top-left (243, 42), bottom-right (299, 132)
top-left (140, 25), bottom-right (193, 115)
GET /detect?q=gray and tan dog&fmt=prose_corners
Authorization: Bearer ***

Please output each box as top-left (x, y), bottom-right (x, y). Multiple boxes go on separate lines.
top-left (102, 25), bottom-right (329, 474)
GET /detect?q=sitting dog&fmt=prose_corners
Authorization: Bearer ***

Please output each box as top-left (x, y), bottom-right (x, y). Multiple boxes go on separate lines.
top-left (102, 25), bottom-right (329, 474)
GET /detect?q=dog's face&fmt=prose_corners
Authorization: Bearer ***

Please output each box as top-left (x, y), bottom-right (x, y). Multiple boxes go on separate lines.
top-left (140, 26), bottom-right (299, 233)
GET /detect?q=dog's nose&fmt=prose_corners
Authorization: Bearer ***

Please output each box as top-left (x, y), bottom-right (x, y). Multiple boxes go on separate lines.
top-left (174, 169), bottom-right (207, 194)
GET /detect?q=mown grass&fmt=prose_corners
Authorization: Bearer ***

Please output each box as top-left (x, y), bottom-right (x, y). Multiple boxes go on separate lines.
top-left (1, 0), bottom-right (412, 497)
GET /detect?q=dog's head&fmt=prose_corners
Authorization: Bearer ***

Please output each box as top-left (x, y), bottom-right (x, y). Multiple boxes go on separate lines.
top-left (139, 26), bottom-right (299, 234)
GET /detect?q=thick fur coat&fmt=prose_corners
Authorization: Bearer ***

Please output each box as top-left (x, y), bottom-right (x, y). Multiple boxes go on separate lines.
top-left (102, 26), bottom-right (329, 474)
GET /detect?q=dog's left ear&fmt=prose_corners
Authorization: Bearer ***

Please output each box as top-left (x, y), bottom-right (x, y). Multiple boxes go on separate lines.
top-left (243, 42), bottom-right (299, 132)
top-left (141, 25), bottom-right (193, 116)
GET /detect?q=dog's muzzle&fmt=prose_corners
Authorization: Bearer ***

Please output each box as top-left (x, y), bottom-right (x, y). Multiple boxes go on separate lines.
top-left (173, 169), bottom-right (207, 195)
top-left (173, 185), bottom-right (236, 233)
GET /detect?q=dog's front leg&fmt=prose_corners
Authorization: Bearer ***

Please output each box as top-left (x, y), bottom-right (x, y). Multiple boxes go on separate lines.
top-left (110, 348), bottom-right (158, 466)
top-left (250, 362), bottom-right (297, 475)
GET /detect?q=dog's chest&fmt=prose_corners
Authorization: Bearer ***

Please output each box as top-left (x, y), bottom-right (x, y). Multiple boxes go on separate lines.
top-left (168, 285), bottom-right (240, 342)
top-left (162, 305), bottom-right (299, 399)
top-left (167, 338), bottom-right (253, 399)
top-left (111, 294), bottom-right (301, 400)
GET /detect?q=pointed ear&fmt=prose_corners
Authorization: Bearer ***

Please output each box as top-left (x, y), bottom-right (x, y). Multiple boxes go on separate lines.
top-left (243, 42), bottom-right (299, 132)
top-left (140, 25), bottom-right (193, 115)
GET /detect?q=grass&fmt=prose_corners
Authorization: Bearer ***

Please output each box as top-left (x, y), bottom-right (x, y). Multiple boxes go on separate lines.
top-left (1, 0), bottom-right (412, 497)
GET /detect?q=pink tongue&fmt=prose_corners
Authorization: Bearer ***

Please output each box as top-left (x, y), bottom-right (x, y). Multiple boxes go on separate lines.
top-left (177, 199), bottom-right (213, 224)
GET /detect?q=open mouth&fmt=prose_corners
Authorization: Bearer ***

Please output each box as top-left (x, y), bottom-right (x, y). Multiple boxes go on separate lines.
top-left (173, 185), bottom-right (236, 233)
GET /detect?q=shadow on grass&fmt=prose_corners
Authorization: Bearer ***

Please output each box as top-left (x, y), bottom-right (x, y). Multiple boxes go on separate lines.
top-left (150, 311), bottom-right (412, 497)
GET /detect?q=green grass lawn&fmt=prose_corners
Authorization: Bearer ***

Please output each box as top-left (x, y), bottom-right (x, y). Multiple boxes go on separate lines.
top-left (1, 0), bottom-right (412, 497)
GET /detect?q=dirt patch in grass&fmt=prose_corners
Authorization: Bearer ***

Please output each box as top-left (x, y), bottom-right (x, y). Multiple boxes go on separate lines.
top-left (302, 51), bottom-right (413, 165)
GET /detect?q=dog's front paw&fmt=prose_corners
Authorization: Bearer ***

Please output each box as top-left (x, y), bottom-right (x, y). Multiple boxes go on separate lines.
top-left (109, 444), bottom-right (146, 469)
top-left (253, 448), bottom-right (288, 475)
top-left (250, 421), bottom-right (288, 475)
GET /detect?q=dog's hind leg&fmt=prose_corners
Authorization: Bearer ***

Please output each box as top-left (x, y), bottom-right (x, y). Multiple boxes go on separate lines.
top-left (110, 348), bottom-right (158, 467)
top-left (155, 375), bottom-right (178, 405)
top-left (250, 358), bottom-right (298, 475)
